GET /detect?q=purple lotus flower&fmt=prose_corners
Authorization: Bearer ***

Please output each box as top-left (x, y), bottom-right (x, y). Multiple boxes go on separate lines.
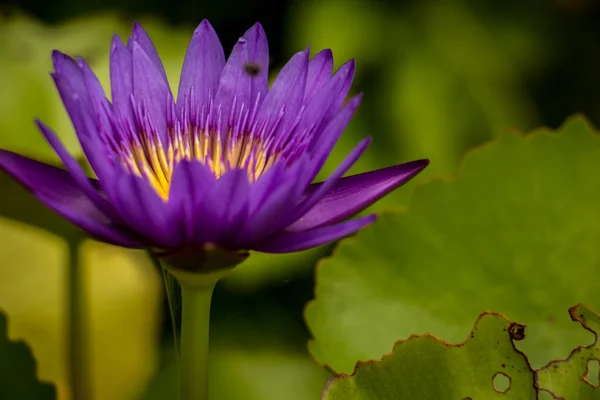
top-left (0, 20), bottom-right (428, 257)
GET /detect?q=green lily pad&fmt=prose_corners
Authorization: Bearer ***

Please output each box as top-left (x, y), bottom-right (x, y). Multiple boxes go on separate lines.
top-left (536, 304), bottom-right (600, 399)
top-left (322, 312), bottom-right (536, 400)
top-left (0, 309), bottom-right (57, 399)
top-left (306, 115), bottom-right (600, 374)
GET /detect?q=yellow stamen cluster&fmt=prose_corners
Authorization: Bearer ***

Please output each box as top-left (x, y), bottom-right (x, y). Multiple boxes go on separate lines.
top-left (124, 131), bottom-right (275, 201)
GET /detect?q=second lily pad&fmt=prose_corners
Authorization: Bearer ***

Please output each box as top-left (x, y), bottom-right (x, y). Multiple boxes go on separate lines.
top-left (536, 304), bottom-right (600, 399)
top-left (322, 312), bottom-right (535, 400)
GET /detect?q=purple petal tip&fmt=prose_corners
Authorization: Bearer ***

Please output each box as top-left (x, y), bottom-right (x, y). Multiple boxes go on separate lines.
top-left (111, 34), bottom-right (125, 52)
top-left (248, 22), bottom-right (265, 34)
top-left (35, 119), bottom-right (57, 143)
top-left (412, 158), bottom-right (430, 170)
top-left (333, 59), bottom-right (356, 84)
top-left (344, 93), bottom-right (364, 112)
top-left (341, 58), bottom-right (356, 72)
top-left (132, 21), bottom-right (145, 35)
top-left (386, 159), bottom-right (430, 178)
top-left (318, 48), bottom-right (333, 58)
top-left (298, 49), bottom-right (311, 64)
top-left (129, 21), bottom-right (153, 47)
top-left (194, 19), bottom-right (216, 35)
top-left (242, 22), bottom-right (266, 44)
top-left (51, 50), bottom-right (71, 72)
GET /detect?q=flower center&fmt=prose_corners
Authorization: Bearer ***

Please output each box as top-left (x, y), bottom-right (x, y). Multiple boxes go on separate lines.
top-left (126, 131), bottom-right (274, 200)
top-left (115, 96), bottom-right (281, 201)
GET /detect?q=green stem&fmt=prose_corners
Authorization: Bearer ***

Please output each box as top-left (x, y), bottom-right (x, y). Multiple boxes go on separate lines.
top-left (156, 249), bottom-right (241, 400)
top-left (67, 238), bottom-right (89, 400)
top-left (179, 282), bottom-right (215, 400)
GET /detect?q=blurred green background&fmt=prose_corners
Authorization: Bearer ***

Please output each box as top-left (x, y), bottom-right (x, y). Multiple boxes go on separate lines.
top-left (1, 0), bottom-right (600, 399)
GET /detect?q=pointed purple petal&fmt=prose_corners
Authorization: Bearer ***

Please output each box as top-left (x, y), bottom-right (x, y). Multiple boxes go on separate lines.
top-left (243, 22), bottom-right (269, 106)
top-left (289, 137), bottom-right (371, 227)
top-left (129, 22), bottom-right (168, 81)
top-left (255, 50), bottom-right (308, 136)
top-left (194, 169), bottom-right (250, 245)
top-left (296, 59), bottom-right (355, 138)
top-left (168, 160), bottom-right (215, 243)
top-left (304, 49), bottom-right (333, 103)
top-left (0, 150), bottom-right (140, 247)
top-left (214, 22), bottom-right (269, 130)
top-left (53, 51), bottom-right (114, 132)
top-left (214, 37), bottom-right (251, 130)
top-left (110, 35), bottom-right (134, 119)
top-left (235, 162), bottom-right (302, 245)
top-left (220, 171), bottom-right (251, 243)
top-left (51, 73), bottom-right (115, 184)
top-left (308, 93), bottom-right (363, 179)
top-left (131, 40), bottom-right (171, 143)
top-left (288, 159), bottom-right (429, 231)
top-left (53, 54), bottom-right (113, 152)
top-left (255, 214), bottom-right (376, 253)
top-left (52, 51), bottom-right (89, 106)
top-left (52, 50), bottom-right (81, 78)
top-left (111, 171), bottom-right (181, 248)
top-left (35, 120), bottom-right (120, 220)
top-left (78, 58), bottom-right (112, 130)
top-left (177, 20), bottom-right (225, 113)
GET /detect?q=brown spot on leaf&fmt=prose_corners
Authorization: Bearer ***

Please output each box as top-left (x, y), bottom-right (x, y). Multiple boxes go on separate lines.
top-left (508, 322), bottom-right (526, 341)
